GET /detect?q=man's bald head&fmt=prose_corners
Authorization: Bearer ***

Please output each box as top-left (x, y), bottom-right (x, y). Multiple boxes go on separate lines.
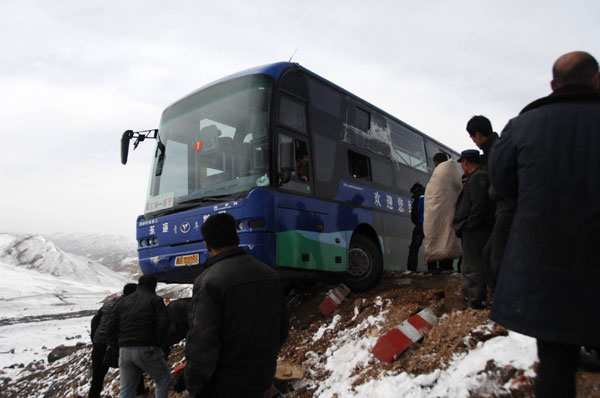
top-left (551, 51), bottom-right (599, 91)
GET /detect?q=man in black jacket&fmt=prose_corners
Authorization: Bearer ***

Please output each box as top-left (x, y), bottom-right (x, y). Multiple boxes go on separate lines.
top-left (453, 149), bottom-right (494, 309)
top-left (161, 297), bottom-right (191, 359)
top-left (490, 51), bottom-right (600, 398)
top-left (88, 283), bottom-right (137, 398)
top-left (107, 275), bottom-right (170, 398)
top-left (465, 115), bottom-right (497, 171)
top-left (406, 182), bottom-right (425, 272)
top-left (185, 213), bottom-right (289, 398)
top-left (466, 115), bottom-right (515, 296)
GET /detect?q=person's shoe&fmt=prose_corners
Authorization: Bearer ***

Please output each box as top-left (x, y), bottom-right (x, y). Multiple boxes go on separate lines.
top-left (580, 348), bottom-right (600, 372)
top-left (469, 300), bottom-right (486, 310)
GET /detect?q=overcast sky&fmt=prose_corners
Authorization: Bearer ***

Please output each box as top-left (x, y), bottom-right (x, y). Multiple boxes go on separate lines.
top-left (1, 0), bottom-right (598, 238)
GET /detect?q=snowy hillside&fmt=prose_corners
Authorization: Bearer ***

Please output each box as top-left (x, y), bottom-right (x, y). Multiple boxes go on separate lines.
top-left (0, 234), bottom-right (128, 286)
top-left (0, 232), bottom-right (192, 383)
top-left (0, 233), bottom-right (134, 377)
top-left (47, 232), bottom-right (138, 273)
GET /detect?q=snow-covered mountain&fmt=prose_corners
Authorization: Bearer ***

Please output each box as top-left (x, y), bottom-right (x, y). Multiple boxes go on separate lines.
top-left (0, 233), bottom-right (134, 375)
top-left (0, 232), bottom-right (190, 383)
top-left (0, 234), bottom-right (128, 286)
top-left (46, 232), bottom-right (139, 274)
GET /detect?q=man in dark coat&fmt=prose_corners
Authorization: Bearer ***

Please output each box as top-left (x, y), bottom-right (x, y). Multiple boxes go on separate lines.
top-left (107, 275), bottom-right (171, 398)
top-left (406, 182), bottom-right (425, 272)
top-left (489, 51), bottom-right (600, 398)
top-left (466, 115), bottom-right (516, 295)
top-left (88, 283), bottom-right (137, 398)
top-left (453, 149), bottom-right (495, 309)
top-left (466, 115), bottom-right (498, 171)
top-left (185, 213), bottom-right (289, 398)
top-left (161, 297), bottom-right (191, 359)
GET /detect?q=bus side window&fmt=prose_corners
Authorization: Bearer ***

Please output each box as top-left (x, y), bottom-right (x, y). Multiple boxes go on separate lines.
top-left (348, 150), bottom-right (371, 180)
top-left (279, 134), bottom-right (311, 192)
top-left (390, 120), bottom-right (428, 172)
top-left (354, 107), bottom-right (370, 132)
top-left (278, 96), bottom-right (307, 135)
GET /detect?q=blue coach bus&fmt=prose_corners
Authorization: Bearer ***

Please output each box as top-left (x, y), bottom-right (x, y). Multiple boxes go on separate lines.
top-left (121, 62), bottom-right (459, 291)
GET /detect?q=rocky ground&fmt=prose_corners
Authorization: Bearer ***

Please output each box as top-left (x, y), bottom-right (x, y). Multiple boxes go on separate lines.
top-left (1, 272), bottom-right (599, 398)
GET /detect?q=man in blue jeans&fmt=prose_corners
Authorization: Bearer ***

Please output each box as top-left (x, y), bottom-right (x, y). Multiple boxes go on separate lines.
top-left (107, 275), bottom-right (170, 398)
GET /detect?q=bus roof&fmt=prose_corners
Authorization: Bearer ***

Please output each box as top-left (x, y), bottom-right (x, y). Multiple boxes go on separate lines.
top-left (165, 62), bottom-right (458, 156)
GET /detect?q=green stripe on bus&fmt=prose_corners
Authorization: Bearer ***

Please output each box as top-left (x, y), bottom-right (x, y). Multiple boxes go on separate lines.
top-left (276, 230), bottom-right (347, 272)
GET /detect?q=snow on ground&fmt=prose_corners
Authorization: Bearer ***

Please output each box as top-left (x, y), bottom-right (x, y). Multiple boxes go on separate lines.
top-left (0, 233), bottom-right (193, 382)
top-left (353, 332), bottom-right (536, 398)
top-left (0, 259), bottom-right (122, 318)
top-left (0, 315), bottom-right (93, 379)
top-left (304, 319), bottom-right (537, 398)
top-left (294, 303), bottom-right (537, 398)
top-left (0, 233), bottom-right (135, 379)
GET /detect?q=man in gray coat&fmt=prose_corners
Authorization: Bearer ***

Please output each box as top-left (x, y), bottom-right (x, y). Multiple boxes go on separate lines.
top-left (489, 51), bottom-right (600, 397)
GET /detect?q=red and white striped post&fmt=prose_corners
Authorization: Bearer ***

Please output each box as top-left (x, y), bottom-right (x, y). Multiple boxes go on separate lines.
top-left (371, 308), bottom-right (438, 363)
top-left (318, 283), bottom-right (351, 315)
top-left (172, 362), bottom-right (186, 377)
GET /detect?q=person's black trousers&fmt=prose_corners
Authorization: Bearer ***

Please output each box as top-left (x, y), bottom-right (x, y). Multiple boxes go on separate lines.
top-left (89, 343), bottom-right (109, 398)
top-left (460, 228), bottom-right (490, 305)
top-left (406, 223), bottom-right (424, 272)
top-left (536, 339), bottom-right (580, 398)
top-left (482, 211), bottom-right (514, 294)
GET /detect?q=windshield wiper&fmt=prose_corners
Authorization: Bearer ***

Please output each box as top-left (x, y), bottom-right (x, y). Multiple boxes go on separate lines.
top-left (145, 208), bottom-right (177, 218)
top-left (178, 194), bottom-right (237, 205)
top-left (144, 194), bottom-right (243, 220)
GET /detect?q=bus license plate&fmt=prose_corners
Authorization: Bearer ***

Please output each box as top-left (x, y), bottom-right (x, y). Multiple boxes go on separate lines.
top-left (174, 254), bottom-right (199, 266)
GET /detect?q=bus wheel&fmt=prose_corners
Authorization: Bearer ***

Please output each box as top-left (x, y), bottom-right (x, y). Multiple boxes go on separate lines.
top-left (340, 234), bottom-right (383, 292)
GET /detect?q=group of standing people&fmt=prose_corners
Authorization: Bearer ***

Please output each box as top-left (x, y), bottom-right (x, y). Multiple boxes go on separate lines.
top-left (406, 117), bottom-right (498, 310)
top-left (89, 212), bottom-right (289, 398)
top-left (411, 50), bottom-right (600, 397)
top-left (454, 118), bottom-right (497, 310)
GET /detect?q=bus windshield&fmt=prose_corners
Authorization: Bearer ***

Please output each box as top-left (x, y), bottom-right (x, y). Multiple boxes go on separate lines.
top-left (145, 76), bottom-right (272, 216)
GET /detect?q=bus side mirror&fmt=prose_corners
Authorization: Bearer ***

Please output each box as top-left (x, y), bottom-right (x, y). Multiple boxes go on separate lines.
top-left (279, 141), bottom-right (294, 184)
top-left (121, 130), bottom-right (134, 165)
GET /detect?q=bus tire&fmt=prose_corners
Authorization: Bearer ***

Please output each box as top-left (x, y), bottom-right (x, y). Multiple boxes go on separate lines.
top-left (340, 234), bottom-right (383, 292)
